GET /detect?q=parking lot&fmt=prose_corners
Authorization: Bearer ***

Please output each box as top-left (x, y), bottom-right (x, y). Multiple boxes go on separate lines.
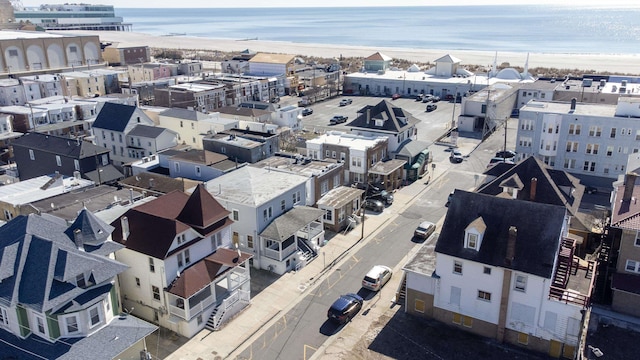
top-left (295, 95), bottom-right (460, 144)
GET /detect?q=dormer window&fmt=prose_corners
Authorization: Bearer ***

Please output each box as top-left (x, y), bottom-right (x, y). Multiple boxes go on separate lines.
top-left (464, 216), bottom-right (486, 250)
top-left (466, 233), bottom-right (478, 250)
top-left (375, 119), bottom-right (384, 127)
top-left (76, 273), bottom-right (86, 288)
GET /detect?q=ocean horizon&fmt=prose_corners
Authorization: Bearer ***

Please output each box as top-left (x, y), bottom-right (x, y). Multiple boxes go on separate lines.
top-left (115, 5), bottom-right (640, 55)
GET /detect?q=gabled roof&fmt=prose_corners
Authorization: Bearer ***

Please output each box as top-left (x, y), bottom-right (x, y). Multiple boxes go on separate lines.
top-left (260, 206), bottom-right (324, 241)
top-left (365, 52), bottom-right (392, 61)
top-left (166, 248), bottom-right (252, 298)
top-left (11, 132), bottom-right (109, 158)
top-left (119, 172), bottom-right (192, 195)
top-left (436, 191), bottom-right (566, 278)
top-left (434, 54), bottom-right (461, 63)
top-left (347, 100), bottom-right (419, 134)
top-left (478, 157), bottom-right (582, 213)
top-left (127, 124), bottom-right (168, 138)
top-left (0, 214), bottom-right (127, 313)
top-left (92, 102), bottom-right (137, 131)
top-left (110, 188), bottom-right (233, 259)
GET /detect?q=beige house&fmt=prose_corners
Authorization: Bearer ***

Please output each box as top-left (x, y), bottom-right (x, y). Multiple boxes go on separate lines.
top-left (60, 71), bottom-right (106, 97)
top-left (610, 172), bottom-right (640, 317)
top-left (158, 108), bottom-right (236, 149)
top-left (248, 53), bottom-right (298, 95)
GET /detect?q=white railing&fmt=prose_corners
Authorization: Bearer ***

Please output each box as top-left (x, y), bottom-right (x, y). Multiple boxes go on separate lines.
top-left (168, 293), bottom-right (216, 320)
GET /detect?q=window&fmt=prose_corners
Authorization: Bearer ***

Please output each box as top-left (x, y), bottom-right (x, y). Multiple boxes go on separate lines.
top-left (483, 267), bottom-right (491, 275)
top-left (197, 314), bottom-right (203, 325)
top-left (566, 141), bottom-right (578, 152)
top-left (414, 299), bottom-right (425, 313)
top-left (515, 274), bottom-right (527, 292)
top-left (0, 306), bottom-right (8, 327)
top-left (292, 191), bottom-right (301, 204)
top-left (177, 234), bottom-right (185, 244)
top-left (152, 285), bottom-right (161, 301)
top-left (477, 290), bottom-right (491, 301)
top-left (232, 209), bottom-right (239, 221)
top-left (635, 233), bottom-right (640, 247)
top-left (247, 235), bottom-right (254, 249)
top-left (76, 273), bottom-right (86, 288)
top-left (564, 158), bottom-right (576, 169)
top-left (453, 261), bottom-right (462, 275)
top-left (184, 249), bottom-right (190, 265)
top-left (588, 126), bottom-right (602, 137)
top-left (453, 312), bottom-right (462, 324)
top-left (74, 159), bottom-right (80, 171)
top-left (517, 332), bottom-right (529, 345)
top-left (149, 257), bottom-right (155, 273)
top-left (583, 161), bottom-right (596, 172)
top-left (211, 232), bottom-right (222, 249)
top-left (35, 314), bottom-right (46, 335)
top-left (466, 233), bottom-right (478, 250)
top-left (174, 162), bottom-right (180, 173)
top-left (177, 252), bottom-right (184, 267)
top-left (65, 315), bottom-right (79, 334)
top-left (585, 144), bottom-right (599, 155)
top-left (637, 130), bottom-right (640, 141)
top-left (8, 49), bottom-right (18, 57)
top-left (625, 260), bottom-right (640, 273)
top-left (89, 305), bottom-right (101, 327)
top-left (281, 200), bottom-right (286, 211)
top-left (606, 146), bottom-right (614, 157)
top-left (135, 277), bottom-right (140, 287)
top-left (29, 149), bottom-right (35, 160)
top-left (324, 209), bottom-right (333, 222)
top-left (321, 180), bottom-right (329, 195)
top-left (325, 150), bottom-right (330, 158)
top-left (56, 155), bottom-right (61, 167)
top-left (610, 128), bottom-right (617, 138)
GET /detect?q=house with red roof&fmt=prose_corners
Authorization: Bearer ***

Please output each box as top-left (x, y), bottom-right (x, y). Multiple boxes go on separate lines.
top-left (109, 184), bottom-right (252, 337)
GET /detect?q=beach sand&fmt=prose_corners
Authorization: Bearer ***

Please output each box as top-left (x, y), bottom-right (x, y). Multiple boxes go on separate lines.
top-left (69, 31), bottom-right (640, 75)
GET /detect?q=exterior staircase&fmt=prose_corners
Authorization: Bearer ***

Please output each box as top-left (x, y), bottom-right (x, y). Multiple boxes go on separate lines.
top-left (552, 238), bottom-right (575, 288)
top-left (395, 273), bottom-right (407, 305)
top-left (205, 290), bottom-right (250, 331)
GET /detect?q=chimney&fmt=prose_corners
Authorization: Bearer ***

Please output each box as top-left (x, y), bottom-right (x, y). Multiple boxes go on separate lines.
top-left (623, 172), bottom-right (638, 203)
top-left (505, 226), bottom-right (517, 266)
top-left (121, 216), bottom-right (130, 242)
top-left (73, 229), bottom-right (84, 251)
top-left (366, 108), bottom-right (371, 125)
top-left (530, 177), bottom-right (537, 201)
top-left (570, 98), bottom-right (577, 111)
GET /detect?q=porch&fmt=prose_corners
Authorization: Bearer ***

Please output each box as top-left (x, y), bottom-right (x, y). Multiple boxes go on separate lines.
top-left (166, 248), bottom-right (253, 321)
top-left (548, 237), bottom-right (597, 307)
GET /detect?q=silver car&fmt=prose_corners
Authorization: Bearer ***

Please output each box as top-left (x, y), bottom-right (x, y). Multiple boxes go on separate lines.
top-left (362, 265), bottom-right (392, 291)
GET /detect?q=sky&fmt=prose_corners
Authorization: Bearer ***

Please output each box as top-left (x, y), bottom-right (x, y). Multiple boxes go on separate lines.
top-left (16, 0), bottom-right (640, 8)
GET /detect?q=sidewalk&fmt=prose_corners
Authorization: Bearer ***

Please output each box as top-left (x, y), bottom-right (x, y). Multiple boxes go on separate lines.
top-left (164, 141), bottom-right (479, 360)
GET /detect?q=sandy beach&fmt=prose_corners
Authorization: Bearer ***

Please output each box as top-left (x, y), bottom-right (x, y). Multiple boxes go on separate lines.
top-left (69, 31), bottom-right (640, 75)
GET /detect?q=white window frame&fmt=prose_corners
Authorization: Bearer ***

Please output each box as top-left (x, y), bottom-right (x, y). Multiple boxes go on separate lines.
top-left (453, 260), bottom-right (463, 275)
top-left (514, 274), bottom-right (527, 292)
top-left (625, 260), bottom-right (640, 273)
top-left (152, 285), bottom-right (161, 301)
top-left (33, 313), bottom-right (48, 336)
top-left (466, 233), bottom-right (478, 250)
top-left (0, 306), bottom-right (8, 327)
top-left (63, 314), bottom-right (80, 335)
top-left (88, 304), bottom-right (102, 329)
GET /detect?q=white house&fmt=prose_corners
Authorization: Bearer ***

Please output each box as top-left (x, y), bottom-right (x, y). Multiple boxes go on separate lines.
top-left (158, 108), bottom-right (237, 149)
top-left (203, 166), bottom-right (325, 275)
top-left (92, 102), bottom-right (173, 167)
top-left (403, 191), bottom-right (595, 358)
top-left (110, 184), bottom-right (252, 338)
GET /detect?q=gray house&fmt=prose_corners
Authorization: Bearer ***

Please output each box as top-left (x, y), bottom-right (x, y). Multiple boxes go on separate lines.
top-left (11, 132), bottom-right (123, 184)
top-left (203, 128), bottom-right (280, 164)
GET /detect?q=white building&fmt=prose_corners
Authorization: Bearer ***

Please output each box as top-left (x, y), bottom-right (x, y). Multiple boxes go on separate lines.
top-left (158, 108), bottom-right (237, 149)
top-left (403, 191), bottom-right (595, 358)
top-left (203, 167), bottom-right (325, 274)
top-left (515, 97), bottom-right (640, 180)
top-left (110, 185), bottom-right (252, 338)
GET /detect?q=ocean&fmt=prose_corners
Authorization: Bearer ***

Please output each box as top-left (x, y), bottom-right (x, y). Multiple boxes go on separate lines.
top-left (115, 5), bottom-right (640, 55)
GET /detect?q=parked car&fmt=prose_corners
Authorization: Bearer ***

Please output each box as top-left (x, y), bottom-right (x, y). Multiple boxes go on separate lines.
top-left (585, 186), bottom-right (598, 194)
top-left (449, 149), bottom-right (463, 163)
top-left (415, 94), bottom-right (425, 102)
top-left (339, 98), bottom-right (353, 106)
top-left (488, 157), bottom-right (515, 167)
top-left (362, 265), bottom-right (392, 291)
top-left (422, 95), bottom-right (434, 103)
top-left (431, 96), bottom-right (440, 103)
top-left (391, 93), bottom-right (401, 100)
top-left (426, 104), bottom-right (437, 112)
top-left (363, 198), bottom-right (385, 212)
top-left (414, 221), bottom-right (436, 240)
top-left (355, 182), bottom-right (394, 205)
top-left (330, 115), bottom-right (348, 125)
top-left (302, 108), bottom-right (313, 116)
top-left (327, 293), bottom-right (364, 324)
top-left (494, 150), bottom-right (517, 159)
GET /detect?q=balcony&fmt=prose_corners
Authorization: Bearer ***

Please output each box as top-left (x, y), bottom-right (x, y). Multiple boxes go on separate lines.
top-left (548, 238), bottom-right (597, 307)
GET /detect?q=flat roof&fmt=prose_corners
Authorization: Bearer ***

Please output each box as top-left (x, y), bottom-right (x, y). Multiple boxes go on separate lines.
top-left (252, 154), bottom-right (341, 178)
top-left (521, 100), bottom-right (617, 117)
top-left (306, 131), bottom-right (387, 152)
top-left (0, 30), bottom-right (70, 41)
top-left (0, 175), bottom-right (94, 205)
top-left (170, 83), bottom-right (224, 92)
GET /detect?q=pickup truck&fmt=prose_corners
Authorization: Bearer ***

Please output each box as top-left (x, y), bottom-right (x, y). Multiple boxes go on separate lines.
top-left (330, 115), bottom-right (348, 125)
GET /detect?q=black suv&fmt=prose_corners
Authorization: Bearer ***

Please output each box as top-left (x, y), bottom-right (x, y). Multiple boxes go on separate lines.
top-left (327, 293), bottom-right (363, 324)
top-left (330, 115), bottom-right (348, 125)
